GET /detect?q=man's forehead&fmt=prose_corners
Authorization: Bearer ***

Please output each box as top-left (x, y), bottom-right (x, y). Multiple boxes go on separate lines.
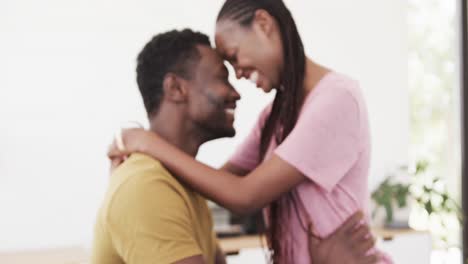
top-left (197, 45), bottom-right (224, 67)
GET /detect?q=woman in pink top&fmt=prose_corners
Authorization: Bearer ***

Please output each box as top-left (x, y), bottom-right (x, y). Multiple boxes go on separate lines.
top-left (109, 0), bottom-right (391, 263)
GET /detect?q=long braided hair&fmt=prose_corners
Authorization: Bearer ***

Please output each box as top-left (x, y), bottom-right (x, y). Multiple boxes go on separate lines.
top-left (217, 1), bottom-right (309, 263)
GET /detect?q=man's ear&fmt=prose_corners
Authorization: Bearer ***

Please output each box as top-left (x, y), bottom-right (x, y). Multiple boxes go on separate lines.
top-left (253, 9), bottom-right (275, 37)
top-left (162, 73), bottom-right (189, 103)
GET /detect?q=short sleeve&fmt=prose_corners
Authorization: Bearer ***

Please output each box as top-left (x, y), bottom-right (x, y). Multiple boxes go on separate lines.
top-left (228, 104), bottom-right (272, 171)
top-left (275, 86), bottom-right (362, 192)
top-left (108, 177), bottom-right (202, 264)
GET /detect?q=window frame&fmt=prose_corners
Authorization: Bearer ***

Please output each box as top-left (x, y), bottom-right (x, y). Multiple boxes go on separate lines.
top-left (460, 0), bottom-right (468, 260)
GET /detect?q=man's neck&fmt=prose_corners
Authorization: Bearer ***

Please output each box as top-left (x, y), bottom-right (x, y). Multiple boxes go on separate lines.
top-left (148, 112), bottom-right (207, 157)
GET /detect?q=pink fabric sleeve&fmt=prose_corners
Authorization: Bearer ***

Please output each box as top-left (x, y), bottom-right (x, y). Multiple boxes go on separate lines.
top-left (275, 86), bottom-right (362, 192)
top-left (228, 105), bottom-right (272, 172)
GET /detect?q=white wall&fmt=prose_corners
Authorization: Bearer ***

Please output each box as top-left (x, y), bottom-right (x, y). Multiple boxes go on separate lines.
top-left (0, 0), bottom-right (408, 250)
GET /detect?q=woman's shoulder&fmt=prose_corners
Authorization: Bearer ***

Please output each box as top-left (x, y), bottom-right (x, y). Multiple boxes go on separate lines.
top-left (308, 71), bottom-right (363, 106)
top-left (318, 71), bottom-right (359, 94)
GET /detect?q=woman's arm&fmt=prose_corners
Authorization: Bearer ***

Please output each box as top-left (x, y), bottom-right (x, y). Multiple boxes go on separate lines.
top-left (113, 129), bottom-right (306, 215)
top-left (220, 162), bottom-right (250, 176)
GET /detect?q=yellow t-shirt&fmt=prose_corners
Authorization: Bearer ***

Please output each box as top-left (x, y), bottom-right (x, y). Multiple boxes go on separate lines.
top-left (91, 153), bottom-right (218, 264)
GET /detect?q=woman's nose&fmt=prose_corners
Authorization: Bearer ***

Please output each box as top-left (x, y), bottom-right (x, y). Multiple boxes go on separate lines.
top-left (235, 68), bottom-right (243, 79)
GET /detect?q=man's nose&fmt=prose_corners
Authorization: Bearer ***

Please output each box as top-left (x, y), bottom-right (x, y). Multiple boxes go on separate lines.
top-left (232, 89), bottom-right (241, 101)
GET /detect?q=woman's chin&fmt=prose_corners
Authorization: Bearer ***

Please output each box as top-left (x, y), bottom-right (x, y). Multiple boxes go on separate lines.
top-left (258, 82), bottom-right (274, 93)
top-left (262, 86), bottom-right (273, 93)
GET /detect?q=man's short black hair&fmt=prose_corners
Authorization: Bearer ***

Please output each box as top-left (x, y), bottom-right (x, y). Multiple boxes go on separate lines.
top-left (136, 29), bottom-right (211, 117)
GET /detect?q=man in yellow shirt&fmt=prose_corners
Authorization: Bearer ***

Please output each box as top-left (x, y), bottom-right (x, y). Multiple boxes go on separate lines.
top-left (91, 30), bottom-right (228, 264)
top-left (92, 152), bottom-right (221, 264)
top-left (92, 29), bottom-right (378, 264)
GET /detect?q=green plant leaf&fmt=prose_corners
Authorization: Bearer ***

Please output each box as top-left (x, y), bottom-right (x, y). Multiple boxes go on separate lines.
top-left (384, 203), bottom-right (393, 223)
top-left (415, 160), bottom-right (429, 174)
top-left (424, 201), bottom-right (434, 215)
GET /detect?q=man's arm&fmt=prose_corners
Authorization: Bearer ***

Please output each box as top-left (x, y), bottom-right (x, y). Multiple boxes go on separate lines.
top-left (309, 211), bottom-right (379, 264)
top-left (214, 244), bottom-right (227, 264)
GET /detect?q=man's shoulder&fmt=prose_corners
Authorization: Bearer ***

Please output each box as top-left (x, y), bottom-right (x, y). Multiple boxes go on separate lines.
top-left (104, 153), bottom-right (190, 214)
top-left (111, 153), bottom-right (180, 186)
top-left (116, 153), bottom-right (168, 175)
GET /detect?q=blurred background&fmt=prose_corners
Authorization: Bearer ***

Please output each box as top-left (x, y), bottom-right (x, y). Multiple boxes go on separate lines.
top-left (0, 0), bottom-right (465, 263)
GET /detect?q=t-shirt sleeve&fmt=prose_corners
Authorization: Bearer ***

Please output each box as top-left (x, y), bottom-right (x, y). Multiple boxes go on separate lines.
top-left (275, 87), bottom-right (362, 192)
top-left (228, 104), bottom-right (272, 171)
top-left (108, 177), bottom-right (202, 264)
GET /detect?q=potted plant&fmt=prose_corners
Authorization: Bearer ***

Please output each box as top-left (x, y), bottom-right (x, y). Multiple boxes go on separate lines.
top-left (371, 160), bottom-right (462, 233)
top-left (371, 166), bottom-right (412, 228)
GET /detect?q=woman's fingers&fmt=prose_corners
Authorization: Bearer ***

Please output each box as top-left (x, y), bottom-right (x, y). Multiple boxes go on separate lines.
top-left (107, 134), bottom-right (133, 158)
top-left (110, 156), bottom-right (124, 171)
top-left (350, 224), bottom-right (370, 243)
top-left (107, 141), bottom-right (123, 159)
top-left (107, 123), bottom-right (146, 173)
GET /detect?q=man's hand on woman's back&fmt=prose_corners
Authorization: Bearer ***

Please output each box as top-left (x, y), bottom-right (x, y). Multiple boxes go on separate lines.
top-left (309, 211), bottom-right (379, 264)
